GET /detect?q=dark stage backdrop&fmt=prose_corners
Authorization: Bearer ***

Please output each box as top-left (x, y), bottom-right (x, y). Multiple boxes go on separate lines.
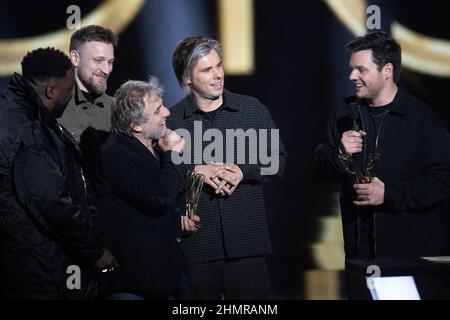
top-left (1, 0), bottom-right (449, 299)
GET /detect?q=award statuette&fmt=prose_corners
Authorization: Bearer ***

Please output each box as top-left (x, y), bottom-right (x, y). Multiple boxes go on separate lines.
top-left (339, 152), bottom-right (380, 184)
top-left (186, 170), bottom-right (205, 219)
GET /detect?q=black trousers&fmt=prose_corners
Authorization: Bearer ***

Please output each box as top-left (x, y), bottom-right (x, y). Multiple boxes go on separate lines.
top-left (183, 256), bottom-right (270, 300)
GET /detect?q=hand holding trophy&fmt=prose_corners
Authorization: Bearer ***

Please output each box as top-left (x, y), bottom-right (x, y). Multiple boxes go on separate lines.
top-left (339, 152), bottom-right (380, 184)
top-left (339, 124), bottom-right (379, 184)
top-left (186, 170), bottom-right (204, 228)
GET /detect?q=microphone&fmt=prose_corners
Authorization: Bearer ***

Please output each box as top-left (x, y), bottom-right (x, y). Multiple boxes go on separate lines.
top-left (349, 102), bottom-right (362, 132)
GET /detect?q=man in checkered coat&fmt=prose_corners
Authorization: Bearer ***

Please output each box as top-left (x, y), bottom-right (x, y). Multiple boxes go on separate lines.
top-left (167, 36), bottom-right (286, 299)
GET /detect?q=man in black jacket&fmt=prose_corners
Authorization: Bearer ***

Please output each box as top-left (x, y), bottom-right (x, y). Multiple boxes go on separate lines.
top-left (167, 36), bottom-right (286, 299)
top-left (0, 47), bottom-right (117, 299)
top-left (97, 77), bottom-right (199, 300)
top-left (314, 32), bottom-right (450, 262)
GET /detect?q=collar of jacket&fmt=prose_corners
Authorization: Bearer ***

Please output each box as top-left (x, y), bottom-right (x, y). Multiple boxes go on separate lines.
top-left (0, 73), bottom-right (59, 171)
top-left (73, 83), bottom-right (110, 108)
top-left (359, 85), bottom-right (409, 116)
top-left (110, 133), bottom-right (158, 161)
top-left (384, 85), bottom-right (408, 116)
top-left (182, 89), bottom-right (241, 119)
top-left (344, 85), bottom-right (408, 116)
top-left (8, 72), bottom-right (56, 126)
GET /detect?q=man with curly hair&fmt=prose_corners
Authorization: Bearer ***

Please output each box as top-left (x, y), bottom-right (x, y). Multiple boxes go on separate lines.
top-left (0, 47), bottom-right (117, 299)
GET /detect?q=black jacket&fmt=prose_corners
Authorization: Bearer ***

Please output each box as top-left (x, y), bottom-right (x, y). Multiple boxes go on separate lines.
top-left (96, 133), bottom-right (183, 294)
top-left (167, 90), bottom-right (286, 265)
top-left (0, 73), bottom-right (103, 299)
top-left (314, 87), bottom-right (450, 259)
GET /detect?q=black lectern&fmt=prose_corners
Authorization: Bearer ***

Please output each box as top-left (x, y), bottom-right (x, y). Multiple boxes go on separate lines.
top-left (345, 257), bottom-right (450, 299)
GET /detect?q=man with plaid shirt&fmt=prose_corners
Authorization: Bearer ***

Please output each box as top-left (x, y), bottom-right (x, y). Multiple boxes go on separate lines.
top-left (167, 36), bottom-right (286, 299)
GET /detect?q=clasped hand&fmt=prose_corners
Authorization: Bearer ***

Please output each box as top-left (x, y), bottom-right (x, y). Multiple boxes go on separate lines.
top-left (195, 162), bottom-right (243, 196)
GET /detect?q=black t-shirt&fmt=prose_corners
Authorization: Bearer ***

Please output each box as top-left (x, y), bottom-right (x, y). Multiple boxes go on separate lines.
top-left (356, 103), bottom-right (391, 258)
top-left (200, 102), bottom-right (225, 122)
top-left (81, 89), bottom-right (102, 103)
top-left (365, 103), bottom-right (391, 156)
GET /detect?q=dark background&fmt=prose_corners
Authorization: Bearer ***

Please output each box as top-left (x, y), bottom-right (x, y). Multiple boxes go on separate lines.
top-left (1, 0), bottom-right (449, 299)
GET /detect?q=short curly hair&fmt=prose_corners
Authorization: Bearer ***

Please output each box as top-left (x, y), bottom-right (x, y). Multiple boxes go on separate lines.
top-left (21, 47), bottom-right (72, 84)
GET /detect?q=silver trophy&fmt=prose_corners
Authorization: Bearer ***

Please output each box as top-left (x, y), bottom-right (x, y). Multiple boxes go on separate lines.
top-left (186, 170), bottom-right (205, 220)
top-left (339, 152), bottom-right (380, 184)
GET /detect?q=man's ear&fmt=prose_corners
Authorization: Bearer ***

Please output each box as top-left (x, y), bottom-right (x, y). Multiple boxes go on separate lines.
top-left (44, 83), bottom-right (56, 100)
top-left (70, 49), bottom-right (80, 67)
top-left (383, 63), bottom-right (394, 81)
top-left (130, 122), bottom-right (142, 133)
top-left (184, 75), bottom-right (192, 85)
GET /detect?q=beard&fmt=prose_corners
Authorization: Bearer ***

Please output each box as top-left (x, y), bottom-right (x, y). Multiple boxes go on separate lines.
top-left (144, 127), bottom-right (165, 141)
top-left (363, 83), bottom-right (384, 102)
top-left (53, 98), bottom-right (71, 118)
top-left (357, 74), bottom-right (385, 102)
top-left (77, 67), bottom-right (107, 95)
